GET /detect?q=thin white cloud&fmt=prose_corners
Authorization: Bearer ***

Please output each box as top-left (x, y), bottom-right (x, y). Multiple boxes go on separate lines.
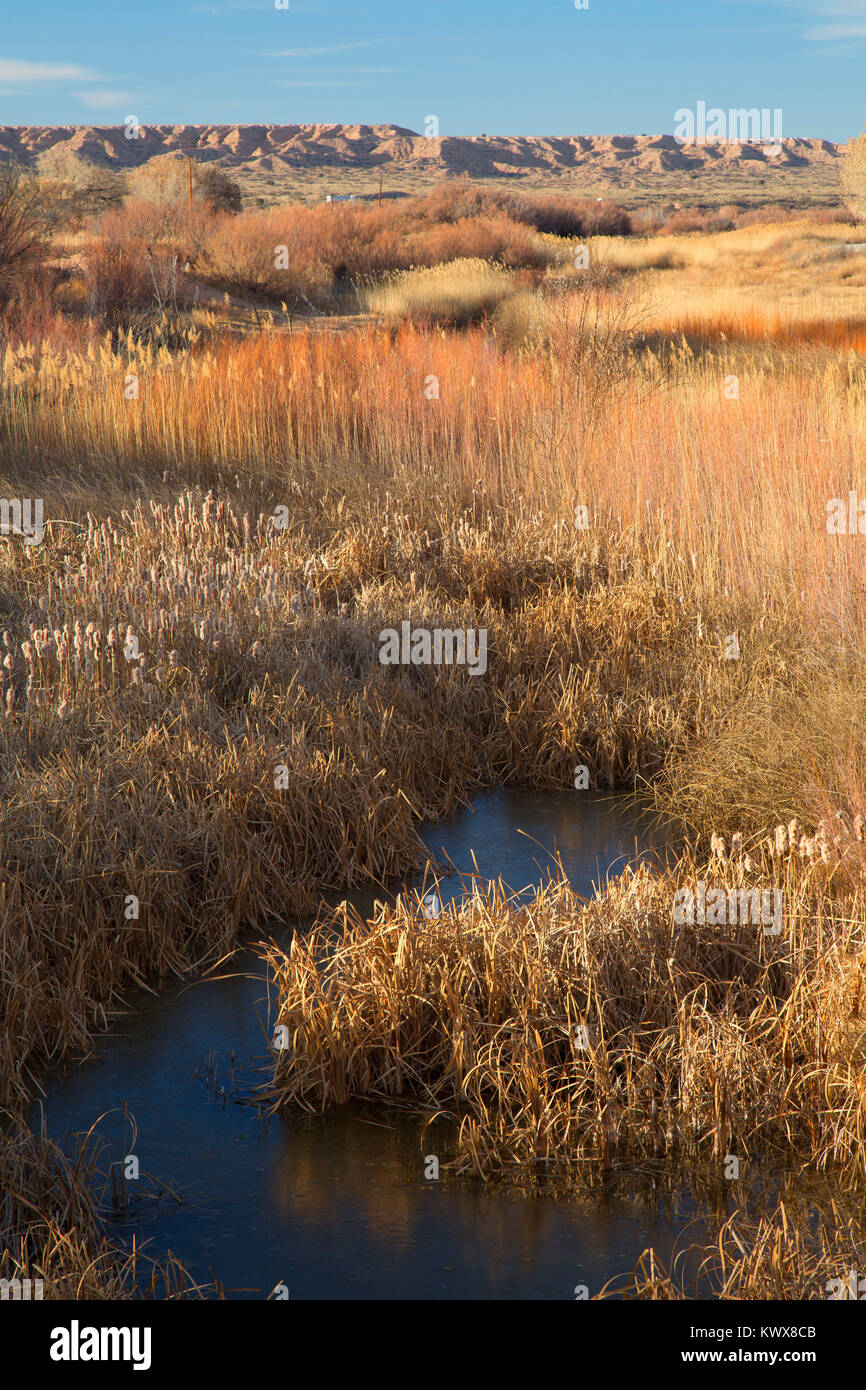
top-left (272, 79), bottom-right (358, 86)
top-left (74, 90), bottom-right (138, 108)
top-left (0, 59), bottom-right (99, 83)
top-left (267, 42), bottom-right (376, 57)
top-left (805, 21), bottom-right (866, 35)
top-left (799, 0), bottom-right (866, 37)
top-left (291, 65), bottom-right (404, 73)
top-left (726, 1), bottom-right (866, 44)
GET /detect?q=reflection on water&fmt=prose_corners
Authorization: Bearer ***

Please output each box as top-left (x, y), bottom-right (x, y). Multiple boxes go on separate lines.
top-left (420, 788), bottom-right (667, 906)
top-left (36, 789), bottom-right (695, 1300)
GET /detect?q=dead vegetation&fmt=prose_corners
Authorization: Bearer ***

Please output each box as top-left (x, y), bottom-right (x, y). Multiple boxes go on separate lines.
top-left (2, 209), bottom-right (866, 1298)
top-left (260, 841), bottom-right (866, 1189)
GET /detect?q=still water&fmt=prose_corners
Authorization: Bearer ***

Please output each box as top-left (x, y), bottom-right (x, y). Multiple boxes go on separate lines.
top-left (36, 789), bottom-right (700, 1299)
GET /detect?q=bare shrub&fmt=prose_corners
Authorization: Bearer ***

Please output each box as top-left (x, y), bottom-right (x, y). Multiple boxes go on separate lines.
top-left (127, 153), bottom-right (241, 214)
top-left (0, 163), bottom-right (47, 306)
top-left (410, 181), bottom-right (631, 237)
top-left (34, 148), bottom-right (124, 231)
top-left (200, 201), bottom-right (552, 305)
top-left (82, 236), bottom-right (196, 332)
top-left (99, 197), bottom-right (222, 262)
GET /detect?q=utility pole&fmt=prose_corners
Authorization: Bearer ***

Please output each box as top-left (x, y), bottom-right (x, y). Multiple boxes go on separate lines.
top-left (378, 172), bottom-right (382, 209)
top-left (187, 156), bottom-right (193, 212)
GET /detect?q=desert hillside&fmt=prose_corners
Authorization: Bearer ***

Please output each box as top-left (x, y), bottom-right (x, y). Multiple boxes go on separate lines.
top-left (0, 123), bottom-right (845, 204)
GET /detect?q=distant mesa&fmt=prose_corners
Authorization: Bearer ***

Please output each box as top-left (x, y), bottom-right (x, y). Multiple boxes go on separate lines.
top-left (0, 123), bottom-right (844, 181)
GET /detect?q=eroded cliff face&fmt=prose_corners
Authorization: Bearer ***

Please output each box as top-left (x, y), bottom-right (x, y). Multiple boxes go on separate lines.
top-left (0, 122), bottom-right (843, 180)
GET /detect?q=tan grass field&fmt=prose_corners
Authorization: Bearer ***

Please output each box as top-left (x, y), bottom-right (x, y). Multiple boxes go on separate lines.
top-left (3, 197), bottom-right (866, 1297)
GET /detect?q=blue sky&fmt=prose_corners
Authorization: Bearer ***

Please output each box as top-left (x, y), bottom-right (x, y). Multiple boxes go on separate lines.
top-left (1, 0), bottom-right (864, 140)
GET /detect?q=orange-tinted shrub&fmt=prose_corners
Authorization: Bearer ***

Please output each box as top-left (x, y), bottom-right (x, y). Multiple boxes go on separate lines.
top-left (199, 199), bottom-right (553, 302)
top-left (81, 236), bottom-right (196, 328)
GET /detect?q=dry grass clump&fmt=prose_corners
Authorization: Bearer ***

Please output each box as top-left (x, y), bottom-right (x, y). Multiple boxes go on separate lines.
top-left (577, 218), bottom-right (866, 362)
top-left (364, 259), bottom-right (523, 325)
top-left (0, 1117), bottom-right (208, 1299)
top-left (654, 670), bottom-right (866, 840)
top-left (603, 1202), bottom-right (866, 1299)
top-left (261, 844), bottom-right (866, 1188)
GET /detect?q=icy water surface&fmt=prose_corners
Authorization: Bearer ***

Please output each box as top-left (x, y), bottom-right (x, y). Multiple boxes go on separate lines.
top-left (37, 789), bottom-right (701, 1299)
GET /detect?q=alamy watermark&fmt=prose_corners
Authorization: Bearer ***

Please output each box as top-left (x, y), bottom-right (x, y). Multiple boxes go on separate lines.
top-left (673, 881), bottom-right (783, 935)
top-left (674, 102), bottom-right (783, 152)
top-left (0, 497), bottom-right (43, 546)
top-left (378, 622), bottom-right (487, 676)
top-left (49, 1322), bottom-right (151, 1370)
top-left (827, 492), bottom-right (866, 534)
top-left (1, 1276), bottom-right (43, 1300)
top-left (826, 1270), bottom-right (866, 1300)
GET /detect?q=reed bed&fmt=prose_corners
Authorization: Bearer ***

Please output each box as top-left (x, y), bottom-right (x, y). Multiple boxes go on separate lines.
top-left (4, 318), bottom-right (866, 620)
top-left (641, 305), bottom-right (866, 354)
top-left (260, 832), bottom-right (866, 1188)
top-left (602, 1202), bottom-right (866, 1300)
top-left (1, 294), bottom-right (865, 1105)
top-left (0, 482), bottom-right (744, 1106)
top-left (2, 219), bottom-right (866, 1297)
top-left (0, 1116), bottom-right (211, 1299)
